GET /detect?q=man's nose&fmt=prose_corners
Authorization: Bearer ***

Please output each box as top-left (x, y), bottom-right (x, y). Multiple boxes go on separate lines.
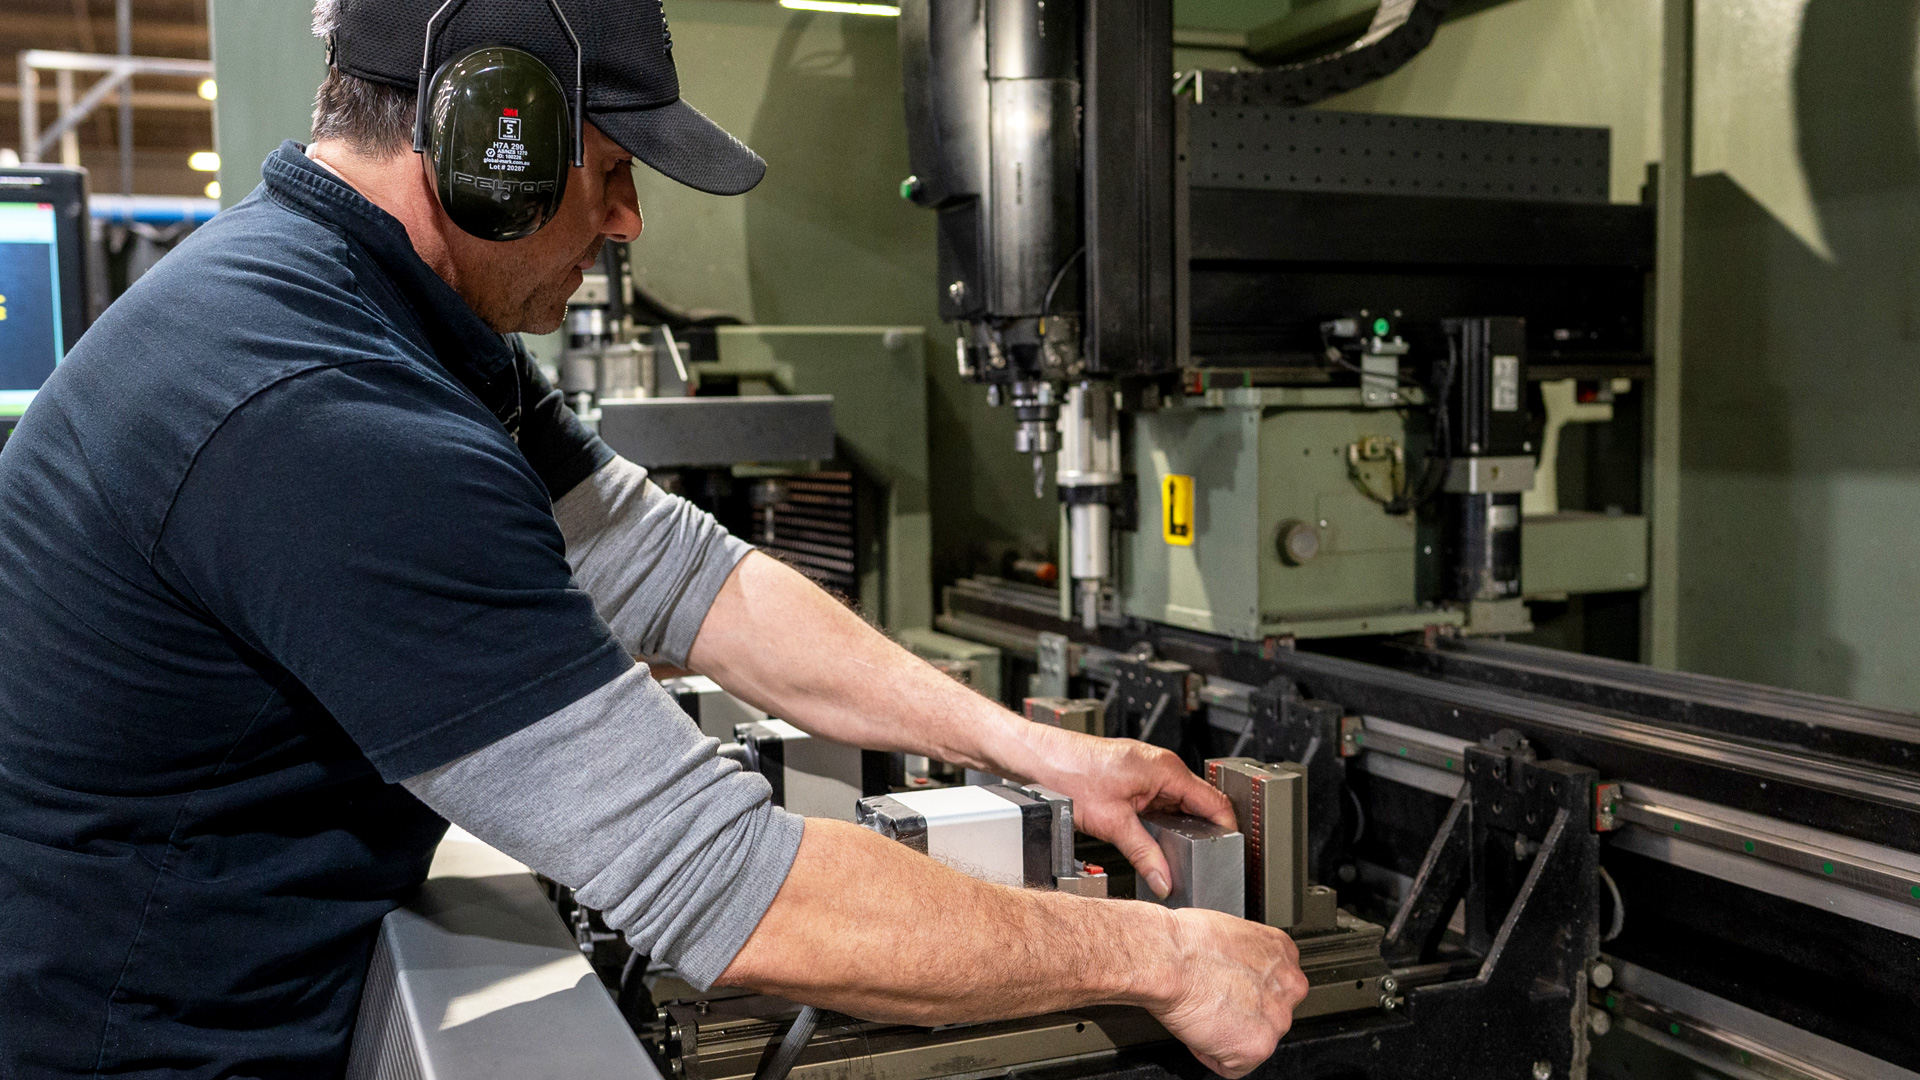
top-left (603, 176), bottom-right (642, 244)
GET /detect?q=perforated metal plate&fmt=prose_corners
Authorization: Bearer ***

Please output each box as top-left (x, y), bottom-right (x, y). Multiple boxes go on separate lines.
top-left (1188, 106), bottom-right (1611, 205)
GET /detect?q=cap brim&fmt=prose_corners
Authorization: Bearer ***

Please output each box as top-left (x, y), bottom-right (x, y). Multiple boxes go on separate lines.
top-left (592, 99), bottom-right (766, 197)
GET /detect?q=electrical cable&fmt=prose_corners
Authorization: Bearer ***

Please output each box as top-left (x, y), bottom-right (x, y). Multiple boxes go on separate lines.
top-left (1037, 246), bottom-right (1085, 336)
top-left (1598, 866), bottom-right (1626, 942)
top-left (1383, 329), bottom-right (1459, 517)
top-left (752, 1005), bottom-right (821, 1080)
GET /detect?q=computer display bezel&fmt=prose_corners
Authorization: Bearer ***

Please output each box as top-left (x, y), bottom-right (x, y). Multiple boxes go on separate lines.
top-left (0, 166), bottom-right (92, 363)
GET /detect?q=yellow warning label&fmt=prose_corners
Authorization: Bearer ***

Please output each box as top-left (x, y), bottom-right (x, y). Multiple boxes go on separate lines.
top-left (1162, 474), bottom-right (1194, 546)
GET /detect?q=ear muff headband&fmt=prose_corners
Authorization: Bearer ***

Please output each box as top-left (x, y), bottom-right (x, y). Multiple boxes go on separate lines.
top-left (413, 0), bottom-right (584, 168)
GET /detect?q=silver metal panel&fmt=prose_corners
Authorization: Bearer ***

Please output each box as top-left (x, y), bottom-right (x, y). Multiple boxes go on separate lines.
top-left (595, 396), bottom-right (835, 468)
top-left (771, 722), bottom-right (867, 822)
top-left (345, 833), bottom-right (658, 1080)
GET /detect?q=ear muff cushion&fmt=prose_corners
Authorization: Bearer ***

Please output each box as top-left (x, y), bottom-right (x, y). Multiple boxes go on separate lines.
top-left (423, 45), bottom-right (572, 242)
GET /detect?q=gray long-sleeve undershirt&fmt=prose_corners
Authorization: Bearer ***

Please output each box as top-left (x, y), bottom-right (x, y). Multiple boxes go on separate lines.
top-left (404, 456), bottom-right (802, 988)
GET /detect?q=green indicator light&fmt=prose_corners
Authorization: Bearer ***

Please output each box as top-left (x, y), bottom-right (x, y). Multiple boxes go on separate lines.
top-left (1669, 1023), bottom-right (1682, 1037)
top-left (899, 176), bottom-right (919, 201)
top-left (1823, 862), bottom-right (1835, 875)
top-left (1739, 1052), bottom-right (1752, 1066)
top-left (1743, 840), bottom-right (1755, 853)
top-left (1372, 317), bottom-right (1390, 336)
top-left (1673, 823), bottom-right (1683, 833)
top-left (1910, 885), bottom-right (1919, 899)
top-left (1605, 994), bottom-right (1618, 1010)
top-left (1444, 758), bottom-right (1455, 769)
top-left (1399, 747), bottom-right (1410, 757)
top-left (1354, 733), bottom-right (1365, 745)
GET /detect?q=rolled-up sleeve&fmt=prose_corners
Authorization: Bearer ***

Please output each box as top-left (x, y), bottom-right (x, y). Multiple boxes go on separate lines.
top-left (554, 456), bottom-right (752, 667)
top-left (402, 665), bottom-right (804, 987)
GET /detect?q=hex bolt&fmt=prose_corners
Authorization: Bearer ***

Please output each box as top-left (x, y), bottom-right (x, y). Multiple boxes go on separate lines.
top-left (1532, 1061), bottom-right (1552, 1080)
top-left (1590, 962), bottom-right (1614, 989)
top-left (1380, 976), bottom-right (1399, 995)
top-left (1588, 1009), bottom-right (1613, 1037)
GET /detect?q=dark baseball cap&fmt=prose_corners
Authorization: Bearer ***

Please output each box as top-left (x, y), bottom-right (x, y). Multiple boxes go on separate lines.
top-left (327, 0), bottom-right (765, 196)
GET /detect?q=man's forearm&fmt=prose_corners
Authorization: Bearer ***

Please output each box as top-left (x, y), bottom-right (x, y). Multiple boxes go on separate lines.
top-left (717, 818), bottom-right (1167, 1021)
top-left (686, 551), bottom-right (1045, 778)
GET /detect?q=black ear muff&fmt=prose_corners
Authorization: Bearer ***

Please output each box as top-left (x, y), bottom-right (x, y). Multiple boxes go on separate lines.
top-left (420, 45), bottom-right (573, 242)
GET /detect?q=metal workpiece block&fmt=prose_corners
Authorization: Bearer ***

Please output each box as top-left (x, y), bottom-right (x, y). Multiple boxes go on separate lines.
top-left (1206, 758), bottom-right (1308, 930)
top-left (1023, 697), bottom-right (1106, 737)
top-left (1137, 812), bottom-right (1246, 918)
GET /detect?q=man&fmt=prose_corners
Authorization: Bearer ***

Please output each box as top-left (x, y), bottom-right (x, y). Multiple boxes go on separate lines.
top-left (0, 1), bottom-right (1307, 1076)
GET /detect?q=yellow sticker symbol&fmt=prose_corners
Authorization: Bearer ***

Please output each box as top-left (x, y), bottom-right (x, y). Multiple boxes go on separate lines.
top-left (0, 293), bottom-right (7, 321)
top-left (1162, 474), bottom-right (1194, 546)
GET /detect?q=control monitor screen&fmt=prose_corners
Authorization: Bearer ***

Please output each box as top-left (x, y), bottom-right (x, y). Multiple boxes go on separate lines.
top-left (0, 200), bottom-right (68, 411)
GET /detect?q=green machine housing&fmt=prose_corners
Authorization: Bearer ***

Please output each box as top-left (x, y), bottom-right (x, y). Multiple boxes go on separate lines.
top-left (1123, 386), bottom-right (1650, 643)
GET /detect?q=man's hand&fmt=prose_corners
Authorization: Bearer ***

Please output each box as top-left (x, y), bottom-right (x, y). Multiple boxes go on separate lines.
top-left (1012, 724), bottom-right (1237, 898)
top-left (1144, 907), bottom-right (1310, 1077)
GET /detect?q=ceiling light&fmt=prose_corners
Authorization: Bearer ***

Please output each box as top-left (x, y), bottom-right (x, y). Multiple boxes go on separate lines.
top-left (204, 180), bottom-right (222, 200)
top-left (778, 0), bottom-right (901, 15)
top-left (198, 79), bottom-right (218, 101)
top-left (188, 151), bottom-right (221, 173)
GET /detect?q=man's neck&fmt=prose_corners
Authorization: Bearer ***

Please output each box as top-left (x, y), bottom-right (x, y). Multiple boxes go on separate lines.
top-left (305, 140), bottom-right (457, 292)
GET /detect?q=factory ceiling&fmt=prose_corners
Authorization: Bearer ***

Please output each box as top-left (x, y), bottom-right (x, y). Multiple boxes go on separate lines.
top-left (2, 0), bottom-right (214, 197)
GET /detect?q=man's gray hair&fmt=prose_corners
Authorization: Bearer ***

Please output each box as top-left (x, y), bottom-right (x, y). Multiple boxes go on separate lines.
top-left (309, 0), bottom-right (416, 158)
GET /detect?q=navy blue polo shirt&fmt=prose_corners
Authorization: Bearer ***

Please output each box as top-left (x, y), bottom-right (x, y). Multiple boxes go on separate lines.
top-left (0, 143), bottom-right (634, 1077)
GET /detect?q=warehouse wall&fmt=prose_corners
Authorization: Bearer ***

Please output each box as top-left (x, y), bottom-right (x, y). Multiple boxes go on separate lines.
top-left (1677, 0), bottom-right (1920, 707)
top-left (207, 0), bottom-right (326, 205)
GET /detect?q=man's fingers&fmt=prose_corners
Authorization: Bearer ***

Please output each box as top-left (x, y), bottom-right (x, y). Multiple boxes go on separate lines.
top-left (1172, 768), bottom-right (1237, 830)
top-left (1192, 1050), bottom-right (1237, 1079)
top-left (1114, 816), bottom-right (1172, 898)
